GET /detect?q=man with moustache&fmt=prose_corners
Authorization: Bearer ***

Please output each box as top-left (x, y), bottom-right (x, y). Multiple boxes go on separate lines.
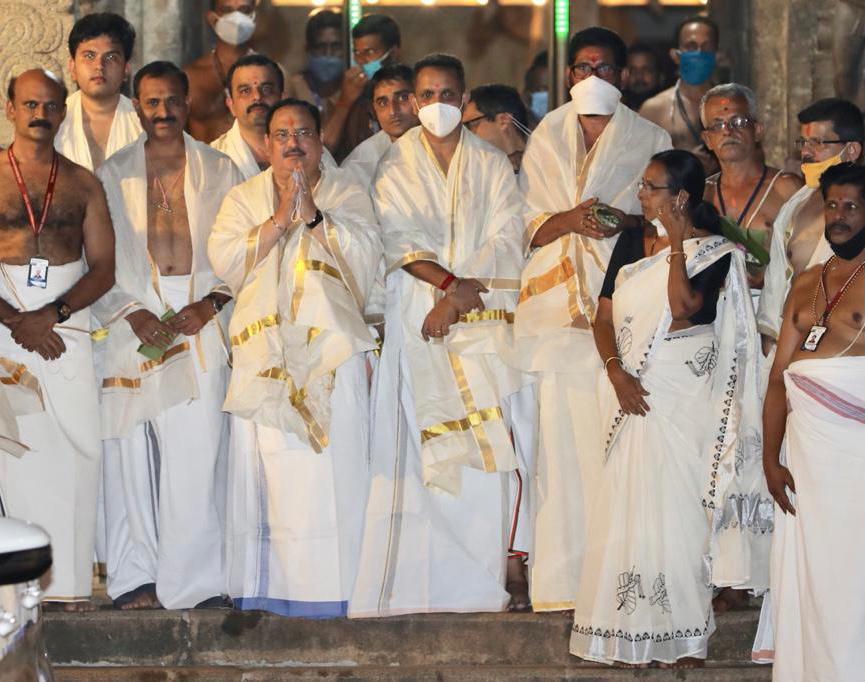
top-left (349, 54), bottom-right (531, 617)
top-left (211, 54), bottom-right (285, 179)
top-left (702, 84), bottom-right (803, 292)
top-left (96, 61), bottom-right (241, 609)
top-left (515, 26), bottom-right (670, 614)
top-left (622, 43), bottom-right (662, 111)
top-left (0, 69), bottom-right (115, 611)
top-left (209, 98), bottom-right (380, 617)
top-left (640, 16), bottom-right (720, 174)
top-left (760, 162), bottom-right (865, 682)
top-left (341, 63), bottom-right (417, 188)
top-left (55, 12), bottom-right (142, 172)
top-left (758, 98), bottom-right (864, 354)
top-left (185, 0), bottom-right (258, 142)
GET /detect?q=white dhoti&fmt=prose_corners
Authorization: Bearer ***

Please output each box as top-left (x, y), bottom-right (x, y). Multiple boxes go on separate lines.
top-left (349, 309), bottom-right (514, 617)
top-left (763, 357), bottom-right (865, 682)
top-left (570, 327), bottom-right (718, 664)
top-left (0, 261), bottom-right (100, 601)
top-left (226, 354), bottom-right (369, 618)
top-left (508, 382), bottom-right (536, 559)
top-left (529, 332), bottom-right (602, 610)
top-left (103, 274), bottom-right (228, 609)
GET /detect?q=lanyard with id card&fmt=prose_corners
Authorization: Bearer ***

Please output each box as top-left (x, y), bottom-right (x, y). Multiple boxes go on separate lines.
top-left (7, 146), bottom-right (59, 289)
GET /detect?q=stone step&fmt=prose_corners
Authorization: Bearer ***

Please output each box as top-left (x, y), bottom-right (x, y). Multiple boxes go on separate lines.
top-left (55, 663), bottom-right (772, 681)
top-left (44, 607), bottom-right (762, 669)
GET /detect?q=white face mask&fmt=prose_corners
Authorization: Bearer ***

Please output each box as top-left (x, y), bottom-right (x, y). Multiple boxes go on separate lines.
top-left (569, 75), bottom-right (621, 116)
top-left (416, 102), bottom-right (463, 138)
top-left (651, 217), bottom-right (668, 238)
top-left (214, 11), bottom-right (256, 46)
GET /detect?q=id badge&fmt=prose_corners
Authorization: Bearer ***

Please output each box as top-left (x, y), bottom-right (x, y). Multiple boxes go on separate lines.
top-left (801, 325), bottom-right (827, 352)
top-left (27, 257), bottom-right (49, 289)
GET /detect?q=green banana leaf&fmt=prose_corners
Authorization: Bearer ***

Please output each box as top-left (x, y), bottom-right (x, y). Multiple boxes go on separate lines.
top-left (719, 216), bottom-right (770, 266)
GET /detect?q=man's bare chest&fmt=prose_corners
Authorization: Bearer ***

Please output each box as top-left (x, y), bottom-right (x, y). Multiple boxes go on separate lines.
top-left (0, 181), bottom-right (86, 234)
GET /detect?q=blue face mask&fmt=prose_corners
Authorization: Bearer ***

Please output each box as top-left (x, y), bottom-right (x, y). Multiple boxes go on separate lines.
top-left (530, 90), bottom-right (548, 120)
top-left (308, 55), bottom-right (344, 84)
top-left (361, 50), bottom-right (391, 79)
top-left (678, 50), bottom-right (716, 86)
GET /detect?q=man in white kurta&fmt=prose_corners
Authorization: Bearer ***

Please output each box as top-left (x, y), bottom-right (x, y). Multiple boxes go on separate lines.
top-left (0, 69), bottom-right (116, 609)
top-left (349, 55), bottom-right (529, 617)
top-left (209, 98), bottom-right (380, 618)
top-left (95, 63), bottom-right (241, 609)
top-left (516, 27), bottom-right (670, 612)
top-left (55, 13), bottom-right (142, 171)
top-left (759, 164), bottom-right (865, 681)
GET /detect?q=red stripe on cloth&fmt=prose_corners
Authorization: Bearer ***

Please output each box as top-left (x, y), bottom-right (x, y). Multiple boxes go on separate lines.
top-left (790, 373), bottom-right (865, 424)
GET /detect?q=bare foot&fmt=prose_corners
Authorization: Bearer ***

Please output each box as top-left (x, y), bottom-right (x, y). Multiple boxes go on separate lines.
top-left (113, 583), bottom-right (161, 610)
top-left (658, 657), bottom-right (705, 669)
top-left (43, 600), bottom-right (96, 613)
top-left (505, 555), bottom-right (531, 613)
top-left (713, 587), bottom-right (750, 614)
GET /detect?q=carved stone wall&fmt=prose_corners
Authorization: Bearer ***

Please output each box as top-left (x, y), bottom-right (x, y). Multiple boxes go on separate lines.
top-left (0, 0), bottom-right (75, 145)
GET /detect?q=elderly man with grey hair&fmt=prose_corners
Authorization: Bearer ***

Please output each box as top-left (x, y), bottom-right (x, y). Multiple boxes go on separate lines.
top-left (698, 82), bottom-right (802, 615)
top-left (701, 83), bottom-right (803, 293)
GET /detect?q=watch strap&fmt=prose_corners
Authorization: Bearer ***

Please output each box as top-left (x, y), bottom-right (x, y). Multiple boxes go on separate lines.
top-left (306, 209), bottom-right (323, 229)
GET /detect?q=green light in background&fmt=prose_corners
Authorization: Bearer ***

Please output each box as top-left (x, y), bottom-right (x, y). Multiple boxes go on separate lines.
top-left (554, 0), bottom-right (569, 40)
top-left (349, 0), bottom-right (363, 28)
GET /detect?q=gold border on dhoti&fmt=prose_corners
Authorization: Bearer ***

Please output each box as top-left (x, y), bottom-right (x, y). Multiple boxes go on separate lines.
top-left (256, 366), bottom-right (330, 453)
top-left (518, 256), bottom-right (576, 303)
top-left (458, 309), bottom-right (514, 324)
top-left (420, 406), bottom-right (504, 444)
top-left (444, 352), bottom-right (498, 473)
top-left (0, 358), bottom-right (44, 408)
top-left (230, 313), bottom-right (280, 347)
top-left (523, 212), bottom-right (553, 253)
top-left (139, 341), bottom-right (191, 373)
top-left (386, 250), bottom-right (439, 275)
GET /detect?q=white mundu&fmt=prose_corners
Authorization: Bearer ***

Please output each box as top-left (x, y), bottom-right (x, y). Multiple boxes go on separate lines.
top-left (212, 120), bottom-right (339, 181)
top-left (763, 357), bottom-right (865, 682)
top-left (349, 127), bottom-right (529, 618)
top-left (209, 165), bottom-right (380, 618)
top-left (569, 237), bottom-right (763, 664)
top-left (758, 185), bottom-right (832, 342)
top-left (516, 101), bottom-right (670, 611)
top-left (0, 261), bottom-right (101, 602)
top-left (55, 90), bottom-right (142, 171)
top-left (95, 134), bottom-right (241, 609)
top-left (340, 129), bottom-right (392, 189)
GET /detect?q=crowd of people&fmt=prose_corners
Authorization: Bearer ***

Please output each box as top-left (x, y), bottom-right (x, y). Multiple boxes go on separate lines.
top-left (0, 4), bottom-right (862, 680)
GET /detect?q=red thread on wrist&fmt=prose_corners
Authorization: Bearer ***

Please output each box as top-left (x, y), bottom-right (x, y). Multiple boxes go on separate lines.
top-left (439, 273), bottom-right (457, 291)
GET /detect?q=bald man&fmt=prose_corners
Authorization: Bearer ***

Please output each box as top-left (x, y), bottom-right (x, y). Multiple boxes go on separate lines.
top-left (0, 69), bottom-right (115, 610)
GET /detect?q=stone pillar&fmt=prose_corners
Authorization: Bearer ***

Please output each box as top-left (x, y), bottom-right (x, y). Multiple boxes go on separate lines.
top-left (0, 0), bottom-right (75, 145)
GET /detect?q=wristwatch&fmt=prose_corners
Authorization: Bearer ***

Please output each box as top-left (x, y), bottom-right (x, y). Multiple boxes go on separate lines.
top-left (306, 209), bottom-right (323, 229)
top-left (204, 293), bottom-right (225, 314)
top-left (53, 299), bottom-right (72, 324)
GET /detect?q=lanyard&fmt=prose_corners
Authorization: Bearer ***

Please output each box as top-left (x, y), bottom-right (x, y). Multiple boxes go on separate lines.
top-left (674, 82), bottom-right (705, 148)
top-left (7, 145), bottom-right (59, 247)
top-left (816, 256), bottom-right (865, 325)
top-left (717, 164), bottom-right (768, 226)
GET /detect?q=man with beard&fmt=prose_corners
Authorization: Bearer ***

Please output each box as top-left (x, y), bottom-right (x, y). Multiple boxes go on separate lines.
top-left (0, 69), bottom-right (115, 611)
top-left (622, 43), bottom-right (662, 111)
top-left (640, 16), bottom-right (719, 174)
top-left (761, 162), bottom-right (865, 681)
top-left (55, 12), bottom-right (142, 172)
top-left (209, 98), bottom-right (380, 617)
top-left (515, 26), bottom-right (670, 614)
top-left (96, 61), bottom-right (241, 609)
top-left (211, 54), bottom-right (284, 179)
top-left (185, 0), bottom-right (258, 142)
top-left (757, 98), bottom-right (863, 354)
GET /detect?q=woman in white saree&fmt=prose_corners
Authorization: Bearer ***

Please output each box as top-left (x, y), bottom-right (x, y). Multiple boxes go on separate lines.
top-left (570, 150), bottom-right (763, 668)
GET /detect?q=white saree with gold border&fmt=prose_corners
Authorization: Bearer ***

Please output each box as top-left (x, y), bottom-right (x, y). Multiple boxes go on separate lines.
top-left (209, 165), bottom-right (380, 617)
top-left (95, 134), bottom-right (242, 608)
top-left (349, 127), bottom-right (529, 617)
top-left (569, 236), bottom-right (765, 665)
top-left (516, 100), bottom-right (671, 611)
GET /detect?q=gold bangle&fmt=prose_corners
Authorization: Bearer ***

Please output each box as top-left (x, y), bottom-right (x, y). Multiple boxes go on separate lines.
top-left (666, 251), bottom-right (687, 264)
top-left (270, 215), bottom-right (285, 231)
top-left (604, 355), bottom-right (621, 371)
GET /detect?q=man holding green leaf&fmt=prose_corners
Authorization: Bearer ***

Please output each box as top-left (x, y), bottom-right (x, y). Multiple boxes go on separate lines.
top-left (701, 83), bottom-right (803, 295)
